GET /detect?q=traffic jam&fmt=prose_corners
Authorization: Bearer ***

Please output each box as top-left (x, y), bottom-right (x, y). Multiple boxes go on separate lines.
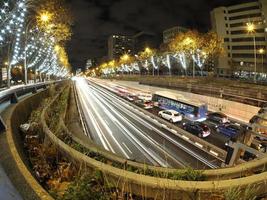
top-left (109, 84), bottom-right (267, 159)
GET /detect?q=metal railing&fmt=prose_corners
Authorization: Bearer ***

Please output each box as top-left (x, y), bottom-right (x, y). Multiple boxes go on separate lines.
top-left (0, 80), bottom-right (64, 131)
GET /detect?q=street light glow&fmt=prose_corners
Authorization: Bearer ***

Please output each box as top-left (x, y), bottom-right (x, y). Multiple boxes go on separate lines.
top-left (246, 22), bottom-right (255, 33)
top-left (122, 54), bottom-right (129, 61)
top-left (40, 12), bottom-right (52, 23)
top-left (145, 47), bottom-right (152, 54)
top-left (54, 45), bottom-right (60, 52)
top-left (259, 48), bottom-right (265, 54)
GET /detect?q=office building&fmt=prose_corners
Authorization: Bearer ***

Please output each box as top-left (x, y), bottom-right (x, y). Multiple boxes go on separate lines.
top-left (108, 35), bottom-right (134, 60)
top-left (163, 26), bottom-right (188, 44)
top-left (211, 0), bottom-right (267, 76)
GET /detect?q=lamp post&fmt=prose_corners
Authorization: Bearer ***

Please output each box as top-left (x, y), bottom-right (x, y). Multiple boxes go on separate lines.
top-left (247, 22), bottom-right (257, 82)
top-left (24, 12), bottom-right (52, 85)
top-left (259, 48), bottom-right (265, 74)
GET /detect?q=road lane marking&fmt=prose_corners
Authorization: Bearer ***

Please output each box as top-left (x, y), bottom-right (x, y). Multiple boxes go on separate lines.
top-left (122, 142), bottom-right (133, 154)
top-left (195, 142), bottom-right (203, 148)
top-left (210, 150), bottom-right (219, 157)
top-left (88, 82), bottom-right (219, 168)
top-left (75, 82), bottom-right (111, 152)
top-left (182, 135), bottom-right (190, 140)
top-left (85, 89), bottom-right (130, 159)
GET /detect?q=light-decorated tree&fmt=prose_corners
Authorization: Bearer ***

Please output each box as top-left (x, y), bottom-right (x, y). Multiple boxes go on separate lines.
top-left (169, 30), bottom-right (223, 76)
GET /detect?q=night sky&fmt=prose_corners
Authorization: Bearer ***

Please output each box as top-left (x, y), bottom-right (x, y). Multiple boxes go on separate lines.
top-left (66, 0), bottom-right (252, 71)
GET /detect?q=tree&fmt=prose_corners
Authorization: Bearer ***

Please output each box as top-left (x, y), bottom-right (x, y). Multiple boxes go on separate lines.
top-left (169, 31), bottom-right (199, 71)
top-left (138, 47), bottom-right (157, 74)
top-left (169, 30), bottom-right (223, 74)
top-left (35, 0), bottom-right (73, 43)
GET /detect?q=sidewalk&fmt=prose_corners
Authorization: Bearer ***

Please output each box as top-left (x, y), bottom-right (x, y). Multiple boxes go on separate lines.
top-left (0, 165), bottom-right (22, 200)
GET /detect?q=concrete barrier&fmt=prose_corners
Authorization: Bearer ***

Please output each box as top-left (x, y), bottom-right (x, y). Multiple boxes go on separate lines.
top-left (4, 89), bottom-right (54, 200)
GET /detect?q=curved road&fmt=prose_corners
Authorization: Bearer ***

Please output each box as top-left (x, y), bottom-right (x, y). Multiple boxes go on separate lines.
top-left (75, 78), bottom-right (222, 169)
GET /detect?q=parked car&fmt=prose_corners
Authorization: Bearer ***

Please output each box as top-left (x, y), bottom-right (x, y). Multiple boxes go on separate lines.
top-left (182, 122), bottom-right (211, 138)
top-left (207, 112), bottom-right (229, 125)
top-left (216, 123), bottom-right (241, 138)
top-left (158, 110), bottom-right (182, 123)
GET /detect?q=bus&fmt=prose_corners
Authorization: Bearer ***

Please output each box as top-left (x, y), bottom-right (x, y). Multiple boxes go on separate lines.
top-left (153, 91), bottom-right (208, 121)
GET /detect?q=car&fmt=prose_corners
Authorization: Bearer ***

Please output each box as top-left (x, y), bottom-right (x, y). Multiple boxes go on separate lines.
top-left (258, 107), bottom-right (267, 115)
top-left (143, 101), bottom-right (154, 109)
top-left (158, 110), bottom-right (182, 123)
top-left (249, 115), bottom-right (260, 124)
top-left (135, 100), bottom-right (153, 109)
top-left (138, 93), bottom-right (152, 101)
top-left (182, 122), bottom-right (211, 138)
top-left (207, 112), bottom-right (229, 125)
top-left (216, 123), bottom-right (242, 138)
top-left (126, 94), bottom-right (137, 102)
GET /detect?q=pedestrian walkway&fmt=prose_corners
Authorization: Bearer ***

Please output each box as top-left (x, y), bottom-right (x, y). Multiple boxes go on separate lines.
top-left (0, 165), bottom-right (22, 200)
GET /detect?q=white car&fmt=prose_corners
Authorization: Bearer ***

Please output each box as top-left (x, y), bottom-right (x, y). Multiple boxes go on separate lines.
top-left (138, 93), bottom-right (152, 101)
top-left (158, 110), bottom-right (183, 123)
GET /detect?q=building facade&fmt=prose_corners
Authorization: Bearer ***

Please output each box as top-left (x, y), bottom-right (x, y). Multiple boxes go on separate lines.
top-left (163, 26), bottom-right (188, 44)
top-left (108, 35), bottom-right (134, 60)
top-left (211, 0), bottom-right (267, 76)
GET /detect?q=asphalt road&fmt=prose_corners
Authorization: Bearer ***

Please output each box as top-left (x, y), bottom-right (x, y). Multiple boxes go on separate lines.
top-left (103, 80), bottom-right (248, 149)
top-left (75, 78), bottom-right (222, 169)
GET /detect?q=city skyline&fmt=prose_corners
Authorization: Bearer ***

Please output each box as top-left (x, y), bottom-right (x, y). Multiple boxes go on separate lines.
top-left (66, 0), bottom-right (252, 70)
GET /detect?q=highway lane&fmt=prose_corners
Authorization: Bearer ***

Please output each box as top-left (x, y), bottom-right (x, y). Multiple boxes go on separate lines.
top-left (91, 79), bottom-right (236, 150)
top-left (75, 78), bottom-right (223, 169)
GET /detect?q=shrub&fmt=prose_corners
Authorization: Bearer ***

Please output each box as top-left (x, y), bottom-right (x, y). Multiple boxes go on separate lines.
top-left (60, 173), bottom-right (110, 200)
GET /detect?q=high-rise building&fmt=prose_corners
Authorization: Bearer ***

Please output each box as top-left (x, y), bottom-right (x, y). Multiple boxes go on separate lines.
top-left (108, 35), bottom-right (134, 60)
top-left (211, 0), bottom-right (267, 76)
top-left (163, 26), bottom-right (188, 44)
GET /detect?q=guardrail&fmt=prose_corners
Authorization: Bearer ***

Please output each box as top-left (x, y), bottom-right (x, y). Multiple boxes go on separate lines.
top-left (0, 80), bottom-right (65, 131)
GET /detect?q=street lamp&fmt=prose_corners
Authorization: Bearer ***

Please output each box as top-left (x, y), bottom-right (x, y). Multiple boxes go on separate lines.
top-left (259, 48), bottom-right (265, 73)
top-left (38, 11), bottom-right (53, 25)
top-left (246, 22), bottom-right (257, 82)
top-left (122, 54), bottom-right (129, 62)
top-left (24, 12), bottom-right (53, 85)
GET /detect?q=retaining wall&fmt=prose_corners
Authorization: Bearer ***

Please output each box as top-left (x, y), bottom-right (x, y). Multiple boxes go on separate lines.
top-left (5, 89), bottom-right (54, 200)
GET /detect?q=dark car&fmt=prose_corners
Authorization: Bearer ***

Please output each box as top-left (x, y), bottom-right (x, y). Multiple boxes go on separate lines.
top-left (249, 115), bottom-right (260, 124)
top-left (258, 107), bottom-right (267, 115)
top-left (182, 122), bottom-right (211, 138)
top-left (216, 123), bottom-right (241, 138)
top-left (135, 100), bottom-right (153, 109)
top-left (207, 112), bottom-right (229, 125)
